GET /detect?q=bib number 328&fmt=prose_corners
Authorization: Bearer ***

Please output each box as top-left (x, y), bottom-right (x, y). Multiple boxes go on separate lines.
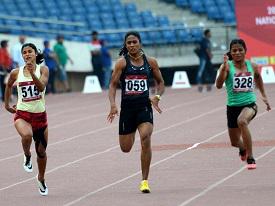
top-left (233, 76), bottom-right (253, 92)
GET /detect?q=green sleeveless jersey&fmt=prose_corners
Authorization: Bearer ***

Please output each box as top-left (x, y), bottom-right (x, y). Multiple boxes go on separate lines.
top-left (225, 60), bottom-right (256, 106)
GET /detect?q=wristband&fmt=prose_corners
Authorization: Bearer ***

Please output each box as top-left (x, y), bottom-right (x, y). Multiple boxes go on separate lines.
top-left (155, 94), bottom-right (161, 100)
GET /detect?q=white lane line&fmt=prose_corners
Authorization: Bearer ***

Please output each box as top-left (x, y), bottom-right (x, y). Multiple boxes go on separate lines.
top-left (0, 124), bottom-right (117, 162)
top-left (0, 135), bottom-right (18, 143)
top-left (63, 131), bottom-right (227, 206)
top-left (0, 106), bottom-right (106, 130)
top-left (50, 102), bottom-right (106, 118)
top-left (177, 146), bottom-right (275, 206)
top-left (63, 110), bottom-right (273, 205)
top-left (0, 145), bottom-right (119, 192)
top-left (0, 104), bottom-right (224, 162)
top-left (1, 91), bottom-right (224, 141)
top-left (163, 95), bottom-right (219, 112)
top-left (0, 109), bottom-right (271, 200)
top-left (0, 112), bottom-right (109, 143)
top-left (155, 106), bottom-right (224, 134)
top-left (0, 98), bottom-right (105, 129)
top-left (0, 109), bottom-right (226, 191)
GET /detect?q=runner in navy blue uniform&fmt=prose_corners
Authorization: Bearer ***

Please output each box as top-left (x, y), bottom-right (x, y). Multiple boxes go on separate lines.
top-left (107, 31), bottom-right (165, 193)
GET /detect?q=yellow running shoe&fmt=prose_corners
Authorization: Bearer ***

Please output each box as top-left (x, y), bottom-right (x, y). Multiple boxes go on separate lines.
top-left (139, 180), bottom-right (151, 193)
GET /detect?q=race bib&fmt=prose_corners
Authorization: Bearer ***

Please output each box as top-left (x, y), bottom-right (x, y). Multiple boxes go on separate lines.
top-left (19, 81), bottom-right (41, 102)
top-left (233, 72), bottom-right (254, 92)
top-left (125, 75), bottom-right (148, 95)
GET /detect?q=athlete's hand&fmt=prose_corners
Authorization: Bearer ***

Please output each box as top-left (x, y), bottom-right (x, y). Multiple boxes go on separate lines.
top-left (150, 95), bottom-right (162, 114)
top-left (262, 97), bottom-right (271, 111)
top-left (221, 54), bottom-right (229, 72)
top-left (107, 104), bottom-right (118, 123)
top-left (5, 104), bottom-right (16, 114)
top-left (26, 61), bottom-right (35, 74)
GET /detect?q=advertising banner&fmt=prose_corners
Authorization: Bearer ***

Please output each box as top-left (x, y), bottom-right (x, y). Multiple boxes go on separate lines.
top-left (235, 0), bottom-right (275, 66)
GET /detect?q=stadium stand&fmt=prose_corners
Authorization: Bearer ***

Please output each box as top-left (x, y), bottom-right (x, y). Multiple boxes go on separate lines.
top-left (0, 0), bottom-right (236, 47)
top-left (166, 0), bottom-right (236, 23)
top-left (0, 0), bottom-right (237, 90)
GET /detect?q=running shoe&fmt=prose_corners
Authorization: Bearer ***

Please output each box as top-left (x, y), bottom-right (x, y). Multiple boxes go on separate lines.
top-left (239, 148), bottom-right (247, 161)
top-left (37, 177), bottom-right (48, 196)
top-left (23, 154), bottom-right (33, 173)
top-left (247, 158), bottom-right (256, 170)
top-left (139, 180), bottom-right (150, 193)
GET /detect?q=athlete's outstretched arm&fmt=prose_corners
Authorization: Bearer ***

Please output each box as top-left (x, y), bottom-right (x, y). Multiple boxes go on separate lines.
top-left (252, 63), bottom-right (271, 111)
top-left (4, 69), bottom-right (19, 113)
top-left (148, 57), bottom-right (165, 113)
top-left (107, 57), bottom-right (125, 123)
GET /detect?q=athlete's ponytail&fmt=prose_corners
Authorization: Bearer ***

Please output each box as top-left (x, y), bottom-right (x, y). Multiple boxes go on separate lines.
top-left (119, 44), bottom-right (128, 57)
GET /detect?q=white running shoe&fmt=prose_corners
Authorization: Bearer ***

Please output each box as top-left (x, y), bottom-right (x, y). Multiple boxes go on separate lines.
top-left (37, 177), bottom-right (48, 196)
top-left (23, 155), bottom-right (33, 173)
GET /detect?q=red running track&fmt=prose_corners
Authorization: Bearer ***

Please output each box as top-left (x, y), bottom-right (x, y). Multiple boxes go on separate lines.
top-left (0, 85), bottom-right (275, 206)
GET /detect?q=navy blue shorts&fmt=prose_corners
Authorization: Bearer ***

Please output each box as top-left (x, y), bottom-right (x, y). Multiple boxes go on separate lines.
top-left (226, 103), bottom-right (257, 128)
top-left (119, 105), bottom-right (153, 135)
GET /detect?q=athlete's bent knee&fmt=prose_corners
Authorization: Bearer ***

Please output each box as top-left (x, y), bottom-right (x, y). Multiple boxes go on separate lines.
top-left (120, 146), bottom-right (131, 153)
top-left (237, 119), bottom-right (248, 128)
top-left (37, 151), bottom-right (46, 159)
top-left (21, 133), bottom-right (32, 141)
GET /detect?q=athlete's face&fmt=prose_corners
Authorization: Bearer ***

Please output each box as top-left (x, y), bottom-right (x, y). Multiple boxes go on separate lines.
top-left (125, 35), bottom-right (141, 55)
top-left (230, 43), bottom-right (246, 62)
top-left (22, 46), bottom-right (36, 63)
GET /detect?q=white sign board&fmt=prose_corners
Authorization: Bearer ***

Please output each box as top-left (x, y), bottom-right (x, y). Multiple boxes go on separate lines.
top-left (261, 66), bottom-right (275, 84)
top-left (82, 75), bottom-right (102, 93)
top-left (172, 71), bottom-right (191, 89)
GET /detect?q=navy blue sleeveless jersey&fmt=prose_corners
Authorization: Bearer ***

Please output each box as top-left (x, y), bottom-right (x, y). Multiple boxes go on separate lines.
top-left (120, 54), bottom-right (152, 109)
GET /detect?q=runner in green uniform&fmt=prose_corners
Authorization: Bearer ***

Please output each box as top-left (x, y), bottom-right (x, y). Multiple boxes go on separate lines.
top-left (216, 39), bottom-right (271, 169)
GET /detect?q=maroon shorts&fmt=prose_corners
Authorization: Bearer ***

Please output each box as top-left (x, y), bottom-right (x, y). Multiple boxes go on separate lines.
top-left (14, 110), bottom-right (48, 131)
